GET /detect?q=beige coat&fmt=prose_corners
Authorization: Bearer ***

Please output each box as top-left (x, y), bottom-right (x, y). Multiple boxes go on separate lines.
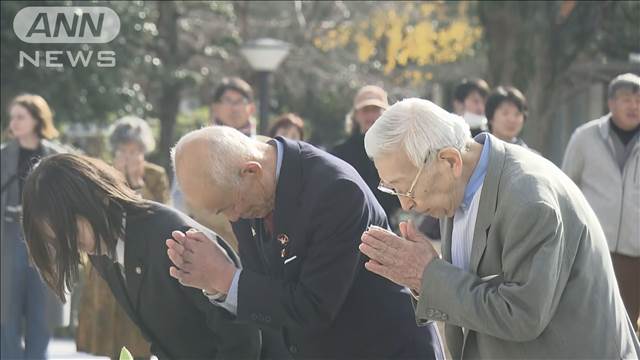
top-left (415, 136), bottom-right (639, 359)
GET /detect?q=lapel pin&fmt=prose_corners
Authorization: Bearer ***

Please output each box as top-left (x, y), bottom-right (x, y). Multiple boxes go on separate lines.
top-left (277, 234), bottom-right (289, 246)
top-left (277, 234), bottom-right (289, 258)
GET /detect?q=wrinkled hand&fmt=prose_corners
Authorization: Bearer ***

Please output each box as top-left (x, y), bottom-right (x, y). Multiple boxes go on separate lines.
top-left (359, 220), bottom-right (439, 292)
top-left (166, 229), bottom-right (236, 295)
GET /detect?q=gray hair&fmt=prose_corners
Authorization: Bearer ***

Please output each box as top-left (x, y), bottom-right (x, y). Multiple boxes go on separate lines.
top-left (171, 126), bottom-right (263, 188)
top-left (364, 98), bottom-right (471, 168)
top-left (109, 116), bottom-right (156, 154)
top-left (608, 73), bottom-right (640, 99)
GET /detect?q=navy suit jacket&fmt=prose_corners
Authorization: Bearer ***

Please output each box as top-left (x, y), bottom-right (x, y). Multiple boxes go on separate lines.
top-left (231, 138), bottom-right (442, 359)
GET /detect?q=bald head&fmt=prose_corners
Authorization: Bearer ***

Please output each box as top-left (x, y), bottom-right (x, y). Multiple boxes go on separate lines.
top-left (171, 126), bottom-right (276, 220)
top-left (172, 126), bottom-right (262, 188)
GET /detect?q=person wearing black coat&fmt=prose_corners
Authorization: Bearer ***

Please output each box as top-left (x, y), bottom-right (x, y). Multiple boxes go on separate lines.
top-left (20, 154), bottom-right (261, 360)
top-left (332, 85), bottom-right (401, 227)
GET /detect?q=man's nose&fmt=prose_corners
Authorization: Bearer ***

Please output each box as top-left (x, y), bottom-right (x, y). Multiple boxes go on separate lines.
top-left (398, 196), bottom-right (415, 212)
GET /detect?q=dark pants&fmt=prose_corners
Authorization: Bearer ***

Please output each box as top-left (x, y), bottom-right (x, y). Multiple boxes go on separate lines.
top-left (611, 252), bottom-right (640, 333)
top-left (1, 221), bottom-right (51, 360)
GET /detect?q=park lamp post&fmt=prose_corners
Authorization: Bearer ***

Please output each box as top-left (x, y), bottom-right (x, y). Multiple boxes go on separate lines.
top-left (240, 38), bottom-right (290, 135)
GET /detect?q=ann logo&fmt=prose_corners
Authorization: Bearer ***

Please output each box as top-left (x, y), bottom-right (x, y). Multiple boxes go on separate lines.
top-left (26, 11), bottom-right (104, 38)
top-left (14, 7), bottom-right (120, 44)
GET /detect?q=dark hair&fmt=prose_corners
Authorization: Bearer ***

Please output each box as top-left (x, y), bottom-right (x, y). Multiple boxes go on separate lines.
top-left (268, 113), bottom-right (305, 139)
top-left (9, 94), bottom-right (59, 139)
top-left (485, 86), bottom-right (528, 126)
top-left (211, 77), bottom-right (254, 103)
top-left (22, 154), bottom-right (150, 302)
top-left (608, 73), bottom-right (640, 99)
top-left (453, 78), bottom-right (490, 102)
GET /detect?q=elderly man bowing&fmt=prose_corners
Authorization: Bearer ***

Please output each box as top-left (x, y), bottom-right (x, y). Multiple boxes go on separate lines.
top-left (166, 126), bottom-right (442, 359)
top-left (359, 98), bottom-right (640, 359)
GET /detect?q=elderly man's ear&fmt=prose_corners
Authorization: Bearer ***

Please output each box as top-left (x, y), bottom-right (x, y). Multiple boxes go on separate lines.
top-left (437, 148), bottom-right (464, 177)
top-left (240, 161), bottom-right (263, 177)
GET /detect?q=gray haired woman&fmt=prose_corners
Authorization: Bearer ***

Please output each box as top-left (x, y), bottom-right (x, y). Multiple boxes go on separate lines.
top-left (76, 116), bottom-right (169, 360)
top-left (107, 116), bottom-right (168, 201)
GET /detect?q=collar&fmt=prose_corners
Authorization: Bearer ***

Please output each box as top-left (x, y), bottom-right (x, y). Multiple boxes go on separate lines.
top-left (213, 118), bottom-right (256, 137)
top-left (271, 138), bottom-right (283, 182)
top-left (461, 133), bottom-right (491, 210)
top-left (115, 211), bottom-right (127, 265)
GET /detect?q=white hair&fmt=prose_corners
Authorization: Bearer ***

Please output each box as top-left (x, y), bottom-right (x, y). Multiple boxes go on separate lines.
top-left (171, 126), bottom-right (263, 188)
top-left (109, 116), bottom-right (156, 154)
top-left (364, 98), bottom-right (472, 167)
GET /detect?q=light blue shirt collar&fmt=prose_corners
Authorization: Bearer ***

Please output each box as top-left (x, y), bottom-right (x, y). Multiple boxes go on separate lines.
top-left (272, 138), bottom-right (283, 181)
top-left (461, 133), bottom-right (491, 210)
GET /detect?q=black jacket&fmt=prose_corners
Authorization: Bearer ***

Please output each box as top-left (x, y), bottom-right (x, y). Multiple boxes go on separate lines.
top-left (332, 134), bottom-right (401, 225)
top-left (231, 138), bottom-right (442, 359)
top-left (90, 202), bottom-right (261, 360)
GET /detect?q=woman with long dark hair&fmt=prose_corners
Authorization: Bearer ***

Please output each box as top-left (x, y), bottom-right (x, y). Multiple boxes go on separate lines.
top-left (21, 153), bottom-right (260, 359)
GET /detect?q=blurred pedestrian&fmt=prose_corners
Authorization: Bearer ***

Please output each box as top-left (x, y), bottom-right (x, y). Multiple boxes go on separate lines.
top-left (268, 113), bottom-right (305, 140)
top-left (452, 78), bottom-right (490, 136)
top-left (1, 94), bottom-right (66, 359)
top-left (22, 154), bottom-right (261, 359)
top-left (210, 76), bottom-right (257, 137)
top-left (359, 97), bottom-right (639, 358)
top-left (332, 85), bottom-right (401, 227)
top-left (76, 116), bottom-right (169, 360)
top-left (562, 73), bottom-right (640, 332)
top-left (486, 86), bottom-right (535, 150)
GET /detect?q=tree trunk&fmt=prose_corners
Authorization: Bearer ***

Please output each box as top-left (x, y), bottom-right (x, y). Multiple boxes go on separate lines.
top-left (158, 83), bottom-right (181, 176)
top-left (155, 1), bottom-right (181, 177)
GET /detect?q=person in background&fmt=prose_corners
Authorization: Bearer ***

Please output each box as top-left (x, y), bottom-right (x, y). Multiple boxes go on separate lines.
top-left (562, 73), bottom-right (640, 333)
top-left (170, 76), bottom-right (257, 250)
top-left (268, 113), bottom-right (305, 141)
top-left (22, 154), bottom-right (261, 359)
top-left (486, 86), bottom-right (534, 149)
top-left (210, 76), bottom-right (257, 137)
top-left (76, 116), bottom-right (169, 360)
top-left (332, 85), bottom-right (401, 227)
top-left (452, 78), bottom-right (490, 136)
top-left (1, 94), bottom-right (66, 359)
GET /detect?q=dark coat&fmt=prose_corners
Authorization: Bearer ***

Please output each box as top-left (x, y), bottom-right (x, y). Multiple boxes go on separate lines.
top-left (90, 202), bottom-right (261, 360)
top-left (1, 139), bottom-right (68, 326)
top-left (332, 134), bottom-right (401, 224)
top-left (231, 138), bottom-right (442, 359)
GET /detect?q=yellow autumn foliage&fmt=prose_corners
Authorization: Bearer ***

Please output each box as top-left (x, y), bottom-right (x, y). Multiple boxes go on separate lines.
top-left (314, 2), bottom-right (482, 82)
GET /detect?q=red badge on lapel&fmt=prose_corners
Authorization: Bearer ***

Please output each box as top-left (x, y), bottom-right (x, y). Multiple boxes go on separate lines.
top-left (277, 233), bottom-right (289, 258)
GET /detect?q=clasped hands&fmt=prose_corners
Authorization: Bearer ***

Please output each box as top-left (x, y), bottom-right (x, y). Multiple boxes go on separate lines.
top-left (359, 220), bottom-right (439, 293)
top-left (166, 229), bottom-right (237, 296)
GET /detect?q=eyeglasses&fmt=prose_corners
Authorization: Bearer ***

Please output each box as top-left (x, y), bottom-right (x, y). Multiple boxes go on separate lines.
top-left (378, 156), bottom-right (429, 199)
top-left (219, 97), bottom-right (249, 107)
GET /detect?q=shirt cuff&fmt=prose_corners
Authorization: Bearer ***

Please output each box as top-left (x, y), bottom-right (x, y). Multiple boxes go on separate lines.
top-left (205, 268), bottom-right (240, 315)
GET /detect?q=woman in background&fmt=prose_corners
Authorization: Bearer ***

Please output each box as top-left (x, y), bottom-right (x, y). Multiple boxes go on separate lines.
top-left (76, 116), bottom-right (168, 360)
top-left (486, 86), bottom-right (535, 150)
top-left (1, 94), bottom-right (66, 359)
top-left (268, 113), bottom-right (305, 140)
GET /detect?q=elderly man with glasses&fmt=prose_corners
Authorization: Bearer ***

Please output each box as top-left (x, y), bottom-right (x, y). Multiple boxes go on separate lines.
top-left (359, 98), bottom-right (640, 359)
top-left (166, 126), bottom-right (443, 359)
